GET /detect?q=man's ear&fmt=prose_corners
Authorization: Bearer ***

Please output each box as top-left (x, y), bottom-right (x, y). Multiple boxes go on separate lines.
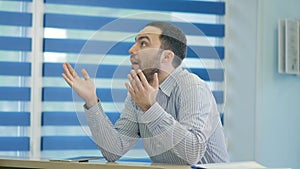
top-left (161, 50), bottom-right (174, 63)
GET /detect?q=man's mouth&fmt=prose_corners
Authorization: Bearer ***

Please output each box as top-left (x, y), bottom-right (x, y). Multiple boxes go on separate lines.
top-left (131, 62), bottom-right (140, 70)
top-left (130, 56), bottom-right (140, 70)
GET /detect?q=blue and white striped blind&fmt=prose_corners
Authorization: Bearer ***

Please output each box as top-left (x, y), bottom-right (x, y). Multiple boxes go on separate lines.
top-left (0, 0), bottom-right (225, 160)
top-left (0, 0), bottom-right (32, 155)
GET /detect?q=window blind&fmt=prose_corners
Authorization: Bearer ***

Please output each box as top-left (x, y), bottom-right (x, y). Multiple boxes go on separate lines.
top-left (0, 0), bottom-right (32, 155)
top-left (41, 0), bottom-right (225, 159)
top-left (0, 0), bottom-right (225, 160)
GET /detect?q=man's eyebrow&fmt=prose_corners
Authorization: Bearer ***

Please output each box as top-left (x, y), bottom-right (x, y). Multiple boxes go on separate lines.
top-left (135, 35), bottom-right (151, 42)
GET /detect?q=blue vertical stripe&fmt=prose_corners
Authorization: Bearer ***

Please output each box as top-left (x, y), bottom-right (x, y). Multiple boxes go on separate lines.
top-left (0, 11), bottom-right (32, 27)
top-left (0, 137), bottom-right (30, 151)
top-left (0, 112), bottom-right (30, 126)
top-left (44, 0), bottom-right (225, 15)
top-left (0, 87), bottom-right (31, 101)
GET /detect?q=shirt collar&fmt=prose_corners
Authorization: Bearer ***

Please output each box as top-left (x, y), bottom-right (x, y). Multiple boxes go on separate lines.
top-left (159, 66), bottom-right (183, 97)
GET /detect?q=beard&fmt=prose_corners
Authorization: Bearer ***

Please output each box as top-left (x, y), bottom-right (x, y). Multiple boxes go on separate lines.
top-left (131, 49), bottom-right (163, 84)
top-left (142, 68), bottom-right (160, 84)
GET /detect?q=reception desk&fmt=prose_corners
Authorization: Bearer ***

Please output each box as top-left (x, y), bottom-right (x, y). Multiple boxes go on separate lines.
top-left (0, 157), bottom-right (267, 169)
top-left (0, 157), bottom-right (185, 169)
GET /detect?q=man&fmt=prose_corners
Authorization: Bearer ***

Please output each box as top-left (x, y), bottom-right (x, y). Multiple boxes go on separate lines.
top-left (62, 21), bottom-right (229, 164)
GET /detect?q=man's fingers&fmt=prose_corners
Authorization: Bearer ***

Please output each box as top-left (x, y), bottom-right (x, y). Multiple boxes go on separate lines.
top-left (128, 73), bottom-right (139, 92)
top-left (81, 69), bottom-right (90, 80)
top-left (131, 70), bottom-right (144, 91)
top-left (62, 63), bottom-right (76, 80)
top-left (62, 63), bottom-right (74, 81)
top-left (62, 73), bottom-right (73, 87)
top-left (136, 69), bottom-right (149, 89)
top-left (125, 82), bottom-right (135, 96)
top-left (65, 62), bottom-right (79, 78)
top-left (152, 73), bottom-right (159, 89)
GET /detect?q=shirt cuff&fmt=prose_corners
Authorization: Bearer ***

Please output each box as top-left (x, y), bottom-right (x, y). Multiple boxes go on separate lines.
top-left (139, 102), bottom-right (164, 123)
top-left (84, 102), bottom-right (104, 117)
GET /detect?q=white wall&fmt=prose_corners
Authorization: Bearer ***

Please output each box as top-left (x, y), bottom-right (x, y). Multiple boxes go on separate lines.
top-left (256, 0), bottom-right (300, 169)
top-left (224, 0), bottom-right (258, 161)
top-left (225, 0), bottom-right (300, 169)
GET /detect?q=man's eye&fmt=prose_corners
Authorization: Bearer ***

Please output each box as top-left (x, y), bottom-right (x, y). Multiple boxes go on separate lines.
top-left (141, 42), bottom-right (147, 48)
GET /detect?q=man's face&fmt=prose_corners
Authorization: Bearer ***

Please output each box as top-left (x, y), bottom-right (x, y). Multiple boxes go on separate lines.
top-left (128, 26), bottom-right (163, 83)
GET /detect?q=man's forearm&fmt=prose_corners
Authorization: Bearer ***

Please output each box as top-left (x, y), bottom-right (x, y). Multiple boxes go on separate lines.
top-left (85, 102), bottom-right (138, 160)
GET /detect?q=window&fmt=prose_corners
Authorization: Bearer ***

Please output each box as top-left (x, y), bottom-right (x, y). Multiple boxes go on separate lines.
top-left (0, 0), bottom-right (32, 156)
top-left (0, 0), bottom-right (225, 160)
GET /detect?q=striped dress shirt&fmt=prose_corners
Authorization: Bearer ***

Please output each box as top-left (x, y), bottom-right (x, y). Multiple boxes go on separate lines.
top-left (85, 67), bottom-right (229, 165)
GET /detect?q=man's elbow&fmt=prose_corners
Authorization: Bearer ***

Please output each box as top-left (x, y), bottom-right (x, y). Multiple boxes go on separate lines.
top-left (185, 155), bottom-right (202, 165)
top-left (185, 146), bottom-right (206, 165)
top-left (101, 150), bottom-right (122, 162)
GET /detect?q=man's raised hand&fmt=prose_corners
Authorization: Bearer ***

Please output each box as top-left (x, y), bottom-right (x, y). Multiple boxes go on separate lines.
top-left (62, 63), bottom-right (98, 109)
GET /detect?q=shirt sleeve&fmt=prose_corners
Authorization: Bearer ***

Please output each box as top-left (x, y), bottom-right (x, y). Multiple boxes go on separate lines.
top-left (139, 83), bottom-right (220, 164)
top-left (85, 95), bottom-right (140, 162)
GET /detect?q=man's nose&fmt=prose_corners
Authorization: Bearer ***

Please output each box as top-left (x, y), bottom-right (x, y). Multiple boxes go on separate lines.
top-left (128, 43), bottom-right (138, 55)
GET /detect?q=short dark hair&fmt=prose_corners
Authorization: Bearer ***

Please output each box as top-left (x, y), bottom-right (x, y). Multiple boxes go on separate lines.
top-left (146, 21), bottom-right (187, 68)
